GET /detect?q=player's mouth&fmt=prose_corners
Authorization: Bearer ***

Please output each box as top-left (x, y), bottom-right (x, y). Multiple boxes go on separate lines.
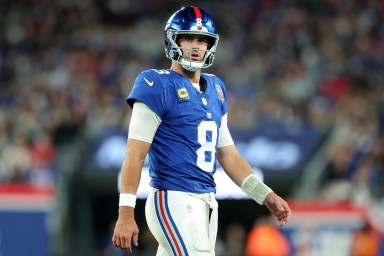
top-left (191, 53), bottom-right (200, 60)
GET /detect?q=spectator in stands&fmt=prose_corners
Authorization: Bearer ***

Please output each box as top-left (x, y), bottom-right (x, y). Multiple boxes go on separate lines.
top-left (245, 217), bottom-right (291, 256)
top-left (351, 222), bottom-right (380, 256)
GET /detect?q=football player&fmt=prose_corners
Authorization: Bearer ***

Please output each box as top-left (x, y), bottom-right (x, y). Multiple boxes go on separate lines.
top-left (112, 6), bottom-right (291, 255)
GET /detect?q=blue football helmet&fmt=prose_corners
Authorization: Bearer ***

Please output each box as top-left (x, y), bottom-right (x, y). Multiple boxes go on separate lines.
top-left (164, 6), bottom-right (220, 71)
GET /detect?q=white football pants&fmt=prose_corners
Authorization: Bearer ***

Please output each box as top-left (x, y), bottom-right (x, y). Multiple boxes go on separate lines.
top-left (145, 188), bottom-right (218, 256)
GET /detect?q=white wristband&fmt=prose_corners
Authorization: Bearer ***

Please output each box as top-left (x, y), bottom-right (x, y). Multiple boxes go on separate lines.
top-left (241, 174), bottom-right (273, 205)
top-left (119, 193), bottom-right (137, 208)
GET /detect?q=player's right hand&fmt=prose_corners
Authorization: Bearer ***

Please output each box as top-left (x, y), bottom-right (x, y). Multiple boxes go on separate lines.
top-left (112, 207), bottom-right (139, 253)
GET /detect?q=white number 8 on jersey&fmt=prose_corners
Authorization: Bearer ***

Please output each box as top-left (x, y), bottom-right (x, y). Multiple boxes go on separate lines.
top-left (197, 121), bottom-right (217, 172)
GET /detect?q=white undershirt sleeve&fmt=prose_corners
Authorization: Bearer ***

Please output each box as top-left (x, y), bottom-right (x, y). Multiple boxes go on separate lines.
top-left (128, 101), bottom-right (162, 143)
top-left (217, 114), bottom-right (234, 148)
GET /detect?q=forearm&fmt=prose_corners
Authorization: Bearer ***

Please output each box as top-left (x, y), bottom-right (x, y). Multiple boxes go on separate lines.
top-left (223, 155), bottom-right (253, 186)
top-left (119, 138), bottom-right (151, 202)
top-left (217, 145), bottom-right (254, 186)
top-left (218, 145), bottom-right (272, 204)
top-left (119, 154), bottom-right (144, 194)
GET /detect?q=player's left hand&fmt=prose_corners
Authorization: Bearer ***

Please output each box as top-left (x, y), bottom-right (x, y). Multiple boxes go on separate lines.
top-left (264, 192), bottom-right (291, 227)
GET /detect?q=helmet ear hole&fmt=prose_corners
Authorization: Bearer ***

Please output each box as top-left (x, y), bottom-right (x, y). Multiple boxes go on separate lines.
top-left (207, 37), bottom-right (216, 49)
top-left (175, 35), bottom-right (181, 46)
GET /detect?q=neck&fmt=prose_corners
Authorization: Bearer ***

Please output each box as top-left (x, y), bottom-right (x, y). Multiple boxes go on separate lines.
top-left (171, 63), bottom-right (201, 83)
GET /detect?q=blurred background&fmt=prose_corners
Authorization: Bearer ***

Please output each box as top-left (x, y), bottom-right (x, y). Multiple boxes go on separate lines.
top-left (0, 0), bottom-right (384, 255)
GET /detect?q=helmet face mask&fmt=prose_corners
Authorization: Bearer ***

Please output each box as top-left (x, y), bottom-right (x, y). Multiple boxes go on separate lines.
top-left (164, 6), bottom-right (219, 71)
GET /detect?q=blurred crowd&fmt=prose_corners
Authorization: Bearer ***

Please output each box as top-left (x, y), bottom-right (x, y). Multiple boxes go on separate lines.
top-left (0, 0), bottom-right (384, 201)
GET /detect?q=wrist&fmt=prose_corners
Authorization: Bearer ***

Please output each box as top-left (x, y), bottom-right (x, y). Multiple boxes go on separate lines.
top-left (119, 193), bottom-right (137, 208)
top-left (241, 174), bottom-right (273, 205)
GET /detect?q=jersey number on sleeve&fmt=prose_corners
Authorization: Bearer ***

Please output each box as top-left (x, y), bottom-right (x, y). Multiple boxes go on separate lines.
top-left (197, 121), bottom-right (218, 172)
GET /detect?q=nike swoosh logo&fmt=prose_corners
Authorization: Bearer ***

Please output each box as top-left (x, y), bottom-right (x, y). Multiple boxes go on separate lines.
top-left (144, 77), bottom-right (154, 86)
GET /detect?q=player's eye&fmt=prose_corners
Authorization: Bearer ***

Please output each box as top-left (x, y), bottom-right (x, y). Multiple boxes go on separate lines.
top-left (198, 38), bottom-right (208, 44)
top-left (185, 36), bottom-right (195, 42)
top-left (179, 36), bottom-right (208, 45)
top-left (179, 36), bottom-right (192, 42)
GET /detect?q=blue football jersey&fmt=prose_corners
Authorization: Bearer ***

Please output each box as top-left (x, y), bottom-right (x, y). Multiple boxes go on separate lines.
top-left (127, 69), bottom-right (228, 193)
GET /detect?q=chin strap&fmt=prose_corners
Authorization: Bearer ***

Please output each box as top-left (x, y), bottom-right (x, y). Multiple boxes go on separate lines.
top-left (180, 57), bottom-right (204, 72)
top-left (181, 64), bottom-right (200, 72)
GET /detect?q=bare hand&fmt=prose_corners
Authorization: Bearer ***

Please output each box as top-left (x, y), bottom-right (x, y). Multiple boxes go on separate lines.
top-left (264, 192), bottom-right (291, 227)
top-left (112, 207), bottom-right (139, 253)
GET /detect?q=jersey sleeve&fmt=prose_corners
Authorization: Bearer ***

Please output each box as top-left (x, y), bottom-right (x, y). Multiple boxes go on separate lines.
top-left (126, 69), bottom-right (168, 118)
top-left (208, 73), bottom-right (228, 117)
top-left (217, 77), bottom-right (228, 117)
top-left (212, 76), bottom-right (232, 147)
